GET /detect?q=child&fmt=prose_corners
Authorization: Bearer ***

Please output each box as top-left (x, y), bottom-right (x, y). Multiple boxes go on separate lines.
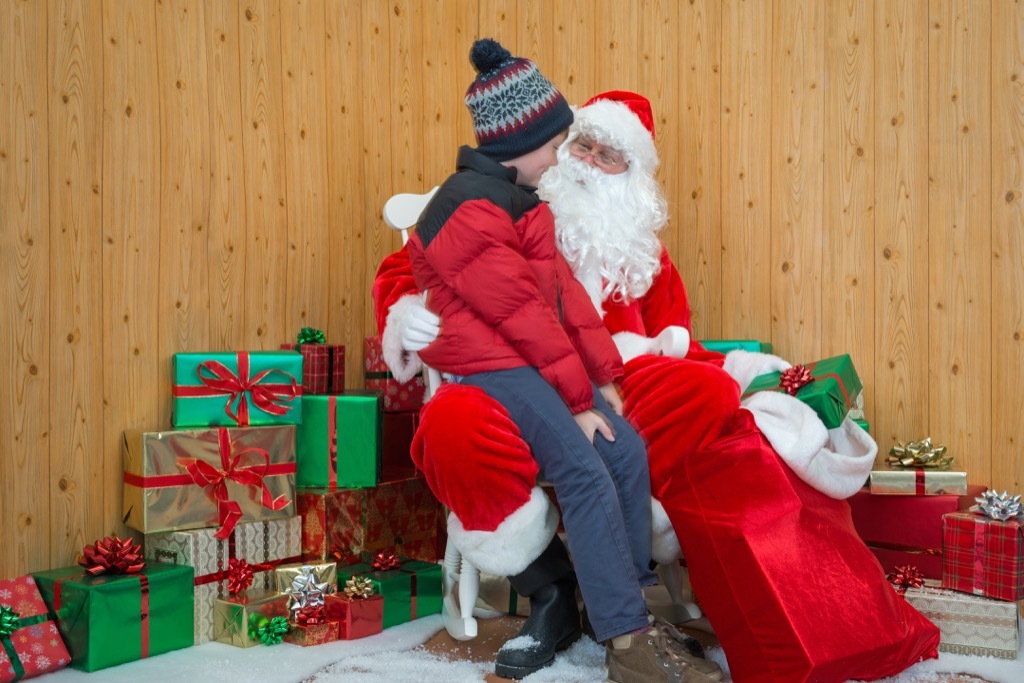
top-left (407, 38), bottom-right (719, 683)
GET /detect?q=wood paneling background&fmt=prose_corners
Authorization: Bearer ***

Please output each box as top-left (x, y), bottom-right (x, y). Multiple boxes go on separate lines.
top-left (2, 0), bottom-right (1022, 576)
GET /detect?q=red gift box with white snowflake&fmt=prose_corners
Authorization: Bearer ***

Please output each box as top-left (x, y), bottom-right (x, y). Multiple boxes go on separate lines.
top-left (0, 575), bottom-right (71, 682)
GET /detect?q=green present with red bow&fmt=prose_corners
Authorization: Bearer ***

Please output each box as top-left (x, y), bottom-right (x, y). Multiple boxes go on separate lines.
top-left (741, 353), bottom-right (863, 429)
top-left (337, 551), bottom-right (441, 628)
top-left (32, 538), bottom-right (193, 672)
top-left (172, 351), bottom-right (303, 428)
top-left (0, 575), bottom-right (70, 682)
top-left (281, 327), bottom-right (346, 395)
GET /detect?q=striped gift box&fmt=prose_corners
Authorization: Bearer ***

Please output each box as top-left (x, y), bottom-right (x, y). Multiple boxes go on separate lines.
top-left (941, 510), bottom-right (1024, 601)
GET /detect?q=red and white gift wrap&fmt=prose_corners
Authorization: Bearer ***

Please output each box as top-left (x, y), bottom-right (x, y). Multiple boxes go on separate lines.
top-left (364, 336), bottom-right (426, 412)
top-left (903, 583), bottom-right (1019, 660)
top-left (942, 510), bottom-right (1024, 601)
top-left (280, 343), bottom-right (346, 395)
top-left (0, 576), bottom-right (71, 683)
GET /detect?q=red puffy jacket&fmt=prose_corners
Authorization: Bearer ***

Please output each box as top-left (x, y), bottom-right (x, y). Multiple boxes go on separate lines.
top-left (406, 147), bottom-right (621, 414)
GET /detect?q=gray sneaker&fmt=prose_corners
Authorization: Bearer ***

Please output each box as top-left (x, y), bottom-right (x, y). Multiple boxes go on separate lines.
top-left (606, 627), bottom-right (722, 683)
top-left (647, 617), bottom-right (722, 680)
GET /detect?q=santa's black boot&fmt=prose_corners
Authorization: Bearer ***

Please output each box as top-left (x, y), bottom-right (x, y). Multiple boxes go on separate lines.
top-left (494, 536), bottom-right (582, 680)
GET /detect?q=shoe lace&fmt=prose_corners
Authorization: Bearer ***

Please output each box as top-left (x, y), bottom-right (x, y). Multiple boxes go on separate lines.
top-left (650, 616), bottom-right (704, 660)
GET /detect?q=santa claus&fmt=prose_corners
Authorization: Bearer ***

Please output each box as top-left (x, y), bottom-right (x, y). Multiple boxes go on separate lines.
top-left (373, 91), bottom-right (939, 682)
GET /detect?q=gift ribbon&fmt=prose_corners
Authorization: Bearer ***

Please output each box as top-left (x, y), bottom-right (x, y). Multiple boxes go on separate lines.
top-left (916, 470), bottom-right (925, 496)
top-left (328, 396), bottom-right (338, 489)
top-left (192, 555), bottom-right (302, 590)
top-left (172, 352), bottom-right (300, 426)
top-left (971, 516), bottom-right (986, 595)
top-left (0, 608), bottom-right (48, 682)
top-left (52, 573), bottom-right (150, 660)
top-left (122, 428), bottom-right (295, 539)
top-left (742, 360), bottom-right (852, 408)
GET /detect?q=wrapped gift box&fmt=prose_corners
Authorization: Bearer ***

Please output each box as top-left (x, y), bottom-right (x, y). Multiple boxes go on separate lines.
top-left (942, 511), bottom-right (1024, 601)
top-left (296, 393), bottom-right (381, 489)
top-left (848, 485), bottom-right (986, 580)
top-left (297, 475), bottom-right (439, 564)
top-left (33, 562), bottom-right (193, 672)
top-left (0, 575), bottom-right (71, 682)
top-left (381, 410), bottom-right (421, 481)
top-left (172, 351), bottom-right (303, 428)
top-left (869, 469), bottom-right (968, 496)
top-left (144, 516), bottom-right (302, 644)
top-left (212, 589), bottom-right (290, 648)
top-left (742, 353), bottom-right (863, 429)
top-left (123, 426), bottom-right (296, 537)
top-left (337, 558), bottom-right (441, 628)
top-left (697, 339), bottom-right (773, 354)
top-left (273, 562), bottom-right (338, 612)
top-left (364, 336), bottom-right (426, 412)
top-left (324, 593), bottom-right (384, 639)
top-left (904, 584), bottom-right (1018, 659)
top-left (284, 620), bottom-right (337, 646)
top-left (280, 341), bottom-right (345, 395)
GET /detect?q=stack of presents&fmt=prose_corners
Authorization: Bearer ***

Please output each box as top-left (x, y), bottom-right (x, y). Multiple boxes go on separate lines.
top-left (1, 329), bottom-right (442, 681)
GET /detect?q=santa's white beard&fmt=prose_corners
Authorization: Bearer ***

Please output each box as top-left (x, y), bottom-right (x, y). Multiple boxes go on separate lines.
top-left (538, 147), bottom-right (667, 310)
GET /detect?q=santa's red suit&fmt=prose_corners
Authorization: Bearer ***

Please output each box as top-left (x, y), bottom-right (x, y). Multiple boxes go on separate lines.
top-left (373, 92), bottom-right (938, 682)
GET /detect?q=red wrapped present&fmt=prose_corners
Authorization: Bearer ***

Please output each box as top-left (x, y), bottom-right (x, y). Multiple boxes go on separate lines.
top-left (283, 605), bottom-right (339, 646)
top-left (364, 336), bottom-right (426, 412)
top-left (381, 410), bottom-right (421, 482)
top-left (281, 328), bottom-right (345, 395)
top-left (0, 575), bottom-right (71, 682)
top-left (656, 411), bottom-right (938, 683)
top-left (942, 495), bottom-right (1024, 601)
top-left (848, 485), bottom-right (986, 580)
top-left (297, 475), bottom-right (439, 564)
top-left (324, 587), bottom-right (384, 640)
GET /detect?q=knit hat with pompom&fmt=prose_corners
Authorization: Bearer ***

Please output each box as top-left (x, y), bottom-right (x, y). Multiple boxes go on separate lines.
top-left (464, 38), bottom-right (573, 162)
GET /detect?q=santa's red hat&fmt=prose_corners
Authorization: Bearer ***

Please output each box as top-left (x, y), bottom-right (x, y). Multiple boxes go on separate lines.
top-left (575, 90), bottom-right (659, 175)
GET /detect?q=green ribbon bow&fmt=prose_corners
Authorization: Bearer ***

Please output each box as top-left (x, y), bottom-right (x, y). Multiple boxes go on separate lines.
top-left (0, 605), bottom-right (19, 637)
top-left (297, 327), bottom-right (326, 345)
top-left (257, 615), bottom-right (289, 645)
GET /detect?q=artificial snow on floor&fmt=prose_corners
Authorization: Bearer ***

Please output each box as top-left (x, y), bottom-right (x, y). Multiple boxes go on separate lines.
top-left (29, 612), bottom-right (1024, 683)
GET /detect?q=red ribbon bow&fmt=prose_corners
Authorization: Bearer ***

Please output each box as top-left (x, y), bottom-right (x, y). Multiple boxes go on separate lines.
top-left (188, 353), bottom-right (299, 426)
top-left (178, 429), bottom-right (291, 539)
top-left (79, 536), bottom-right (146, 575)
top-left (779, 364), bottom-right (815, 396)
top-left (886, 564), bottom-right (925, 594)
top-left (227, 558), bottom-right (255, 594)
top-left (371, 549), bottom-right (400, 571)
top-left (295, 604), bottom-right (327, 626)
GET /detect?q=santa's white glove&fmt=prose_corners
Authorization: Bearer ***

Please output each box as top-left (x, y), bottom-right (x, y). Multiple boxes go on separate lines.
top-left (397, 293), bottom-right (440, 351)
top-left (722, 349), bottom-right (792, 393)
top-left (653, 326), bottom-right (690, 359)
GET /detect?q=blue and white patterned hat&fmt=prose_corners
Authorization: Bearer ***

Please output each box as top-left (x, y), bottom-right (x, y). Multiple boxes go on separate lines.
top-left (464, 39), bottom-right (573, 162)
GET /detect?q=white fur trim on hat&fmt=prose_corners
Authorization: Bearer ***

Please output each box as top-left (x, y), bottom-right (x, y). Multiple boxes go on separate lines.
top-left (613, 331), bottom-right (658, 364)
top-left (574, 99), bottom-right (659, 175)
top-left (446, 487), bottom-right (559, 577)
top-left (743, 391), bottom-right (876, 499)
top-left (650, 497), bottom-right (682, 565)
top-left (722, 349), bottom-right (792, 393)
top-left (383, 294), bottom-right (425, 384)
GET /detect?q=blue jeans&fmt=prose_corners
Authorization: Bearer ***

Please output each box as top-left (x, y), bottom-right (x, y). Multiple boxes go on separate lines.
top-left (462, 366), bottom-right (656, 641)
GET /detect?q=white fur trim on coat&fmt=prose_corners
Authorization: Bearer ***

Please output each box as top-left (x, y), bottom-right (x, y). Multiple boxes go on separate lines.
top-left (650, 498), bottom-right (682, 565)
top-left (742, 391), bottom-right (876, 499)
top-left (723, 349), bottom-right (792, 393)
top-left (613, 331), bottom-right (658, 364)
top-left (383, 294), bottom-right (425, 384)
top-left (446, 487), bottom-right (559, 577)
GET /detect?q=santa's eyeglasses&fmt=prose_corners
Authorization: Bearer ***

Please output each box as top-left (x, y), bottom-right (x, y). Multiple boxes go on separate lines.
top-left (568, 136), bottom-right (628, 171)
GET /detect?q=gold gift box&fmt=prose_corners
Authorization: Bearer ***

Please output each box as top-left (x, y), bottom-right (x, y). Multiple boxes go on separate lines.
top-left (212, 589), bottom-right (290, 648)
top-left (868, 469), bottom-right (968, 495)
top-left (122, 426), bottom-right (296, 534)
top-left (273, 562), bottom-right (337, 611)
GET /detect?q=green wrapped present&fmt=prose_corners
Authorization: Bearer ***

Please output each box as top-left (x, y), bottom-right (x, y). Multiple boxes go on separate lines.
top-left (33, 561), bottom-right (193, 672)
top-left (172, 351), bottom-right (303, 428)
top-left (698, 339), bottom-right (773, 355)
top-left (741, 353), bottom-right (863, 429)
top-left (854, 417), bottom-right (870, 434)
top-left (296, 392), bottom-right (381, 489)
top-left (337, 553), bottom-right (441, 628)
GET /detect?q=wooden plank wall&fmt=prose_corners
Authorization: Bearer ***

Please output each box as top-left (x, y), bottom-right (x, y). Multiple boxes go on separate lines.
top-left (1, 0), bottom-right (1022, 576)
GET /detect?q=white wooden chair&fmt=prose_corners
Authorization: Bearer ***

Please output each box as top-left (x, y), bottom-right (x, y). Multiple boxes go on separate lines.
top-left (382, 186), bottom-right (699, 641)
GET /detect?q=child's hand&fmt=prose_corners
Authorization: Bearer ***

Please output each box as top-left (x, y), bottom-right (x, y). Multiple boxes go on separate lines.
top-left (574, 409), bottom-right (616, 444)
top-left (597, 383), bottom-right (624, 416)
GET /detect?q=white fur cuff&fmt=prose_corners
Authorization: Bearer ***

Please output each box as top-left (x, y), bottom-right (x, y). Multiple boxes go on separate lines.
top-left (383, 294), bottom-right (424, 384)
top-left (446, 487), bottom-right (558, 577)
top-left (613, 331), bottom-right (658, 364)
top-left (650, 498), bottom-right (682, 565)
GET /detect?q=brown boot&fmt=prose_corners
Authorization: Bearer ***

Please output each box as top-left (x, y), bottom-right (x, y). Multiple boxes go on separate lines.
top-left (647, 617), bottom-right (722, 680)
top-left (606, 626), bottom-right (722, 683)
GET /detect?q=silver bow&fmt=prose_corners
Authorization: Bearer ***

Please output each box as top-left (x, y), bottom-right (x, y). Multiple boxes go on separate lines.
top-left (288, 565), bottom-right (335, 612)
top-left (974, 490), bottom-right (1023, 522)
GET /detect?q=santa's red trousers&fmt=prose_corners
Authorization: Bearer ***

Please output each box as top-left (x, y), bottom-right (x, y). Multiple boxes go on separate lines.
top-left (413, 354), bottom-right (938, 683)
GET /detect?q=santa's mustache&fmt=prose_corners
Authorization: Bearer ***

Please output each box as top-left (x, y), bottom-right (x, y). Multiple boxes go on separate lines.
top-left (546, 152), bottom-right (606, 188)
